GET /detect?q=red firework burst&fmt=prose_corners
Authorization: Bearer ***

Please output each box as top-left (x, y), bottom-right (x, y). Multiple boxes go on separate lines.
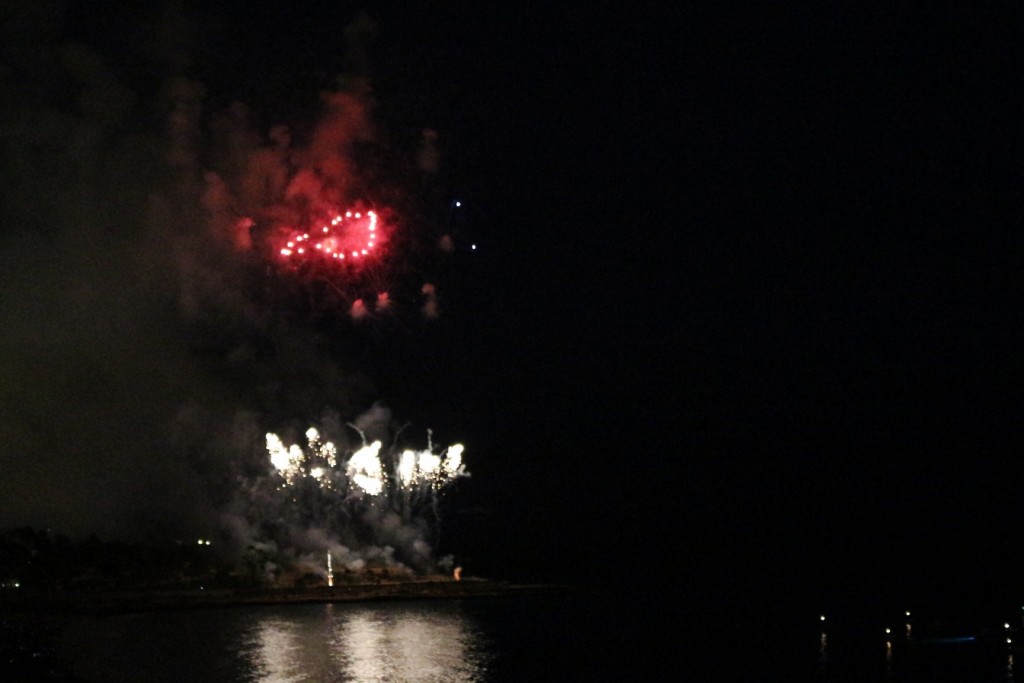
top-left (275, 208), bottom-right (383, 267)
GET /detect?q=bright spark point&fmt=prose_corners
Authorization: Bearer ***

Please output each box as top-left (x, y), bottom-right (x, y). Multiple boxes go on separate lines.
top-left (348, 441), bottom-right (384, 495)
top-left (444, 444), bottom-right (464, 478)
top-left (398, 450), bottom-right (416, 485)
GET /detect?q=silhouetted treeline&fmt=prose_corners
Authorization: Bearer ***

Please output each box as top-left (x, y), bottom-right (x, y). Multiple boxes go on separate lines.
top-left (0, 527), bottom-right (242, 591)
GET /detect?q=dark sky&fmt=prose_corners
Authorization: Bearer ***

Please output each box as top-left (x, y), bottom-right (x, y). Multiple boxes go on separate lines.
top-left (2, 1), bottom-right (1024, 604)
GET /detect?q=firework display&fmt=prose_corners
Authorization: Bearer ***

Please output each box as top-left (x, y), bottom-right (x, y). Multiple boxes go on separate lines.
top-left (266, 426), bottom-right (466, 504)
top-left (0, 7), bottom-right (477, 588)
top-left (275, 209), bottom-right (381, 263)
top-left (236, 418), bottom-right (468, 579)
top-left (201, 86), bottom-right (466, 579)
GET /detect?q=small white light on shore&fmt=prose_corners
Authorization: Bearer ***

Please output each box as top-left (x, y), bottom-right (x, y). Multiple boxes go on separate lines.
top-left (820, 615), bottom-right (826, 622)
top-left (905, 610), bottom-right (911, 617)
top-left (1007, 623), bottom-right (1012, 630)
top-left (885, 628), bottom-right (892, 635)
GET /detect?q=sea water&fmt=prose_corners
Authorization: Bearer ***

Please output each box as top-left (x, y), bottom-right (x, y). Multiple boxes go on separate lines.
top-left (17, 593), bottom-right (677, 681)
top-left (4, 590), bottom-right (1019, 681)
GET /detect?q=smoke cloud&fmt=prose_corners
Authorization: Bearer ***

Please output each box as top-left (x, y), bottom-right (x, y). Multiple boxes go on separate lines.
top-left (0, 5), bottom-right (462, 573)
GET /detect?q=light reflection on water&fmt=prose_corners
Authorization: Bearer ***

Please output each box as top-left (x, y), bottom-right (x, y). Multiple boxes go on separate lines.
top-left (328, 604), bottom-right (485, 681)
top-left (813, 615), bottom-right (1021, 682)
top-left (62, 600), bottom-right (490, 682)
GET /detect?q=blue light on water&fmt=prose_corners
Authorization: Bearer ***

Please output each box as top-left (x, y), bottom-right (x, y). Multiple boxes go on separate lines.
top-left (921, 636), bottom-right (976, 643)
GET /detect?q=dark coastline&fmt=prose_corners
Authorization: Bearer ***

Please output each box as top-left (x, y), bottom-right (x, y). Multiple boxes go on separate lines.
top-left (0, 578), bottom-right (569, 617)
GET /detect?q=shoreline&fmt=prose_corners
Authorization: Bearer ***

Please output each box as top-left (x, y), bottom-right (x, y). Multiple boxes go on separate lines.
top-left (0, 578), bottom-right (570, 616)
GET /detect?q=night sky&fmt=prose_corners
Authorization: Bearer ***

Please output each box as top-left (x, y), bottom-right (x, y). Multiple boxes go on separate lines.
top-left (2, 2), bottom-right (1024, 607)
